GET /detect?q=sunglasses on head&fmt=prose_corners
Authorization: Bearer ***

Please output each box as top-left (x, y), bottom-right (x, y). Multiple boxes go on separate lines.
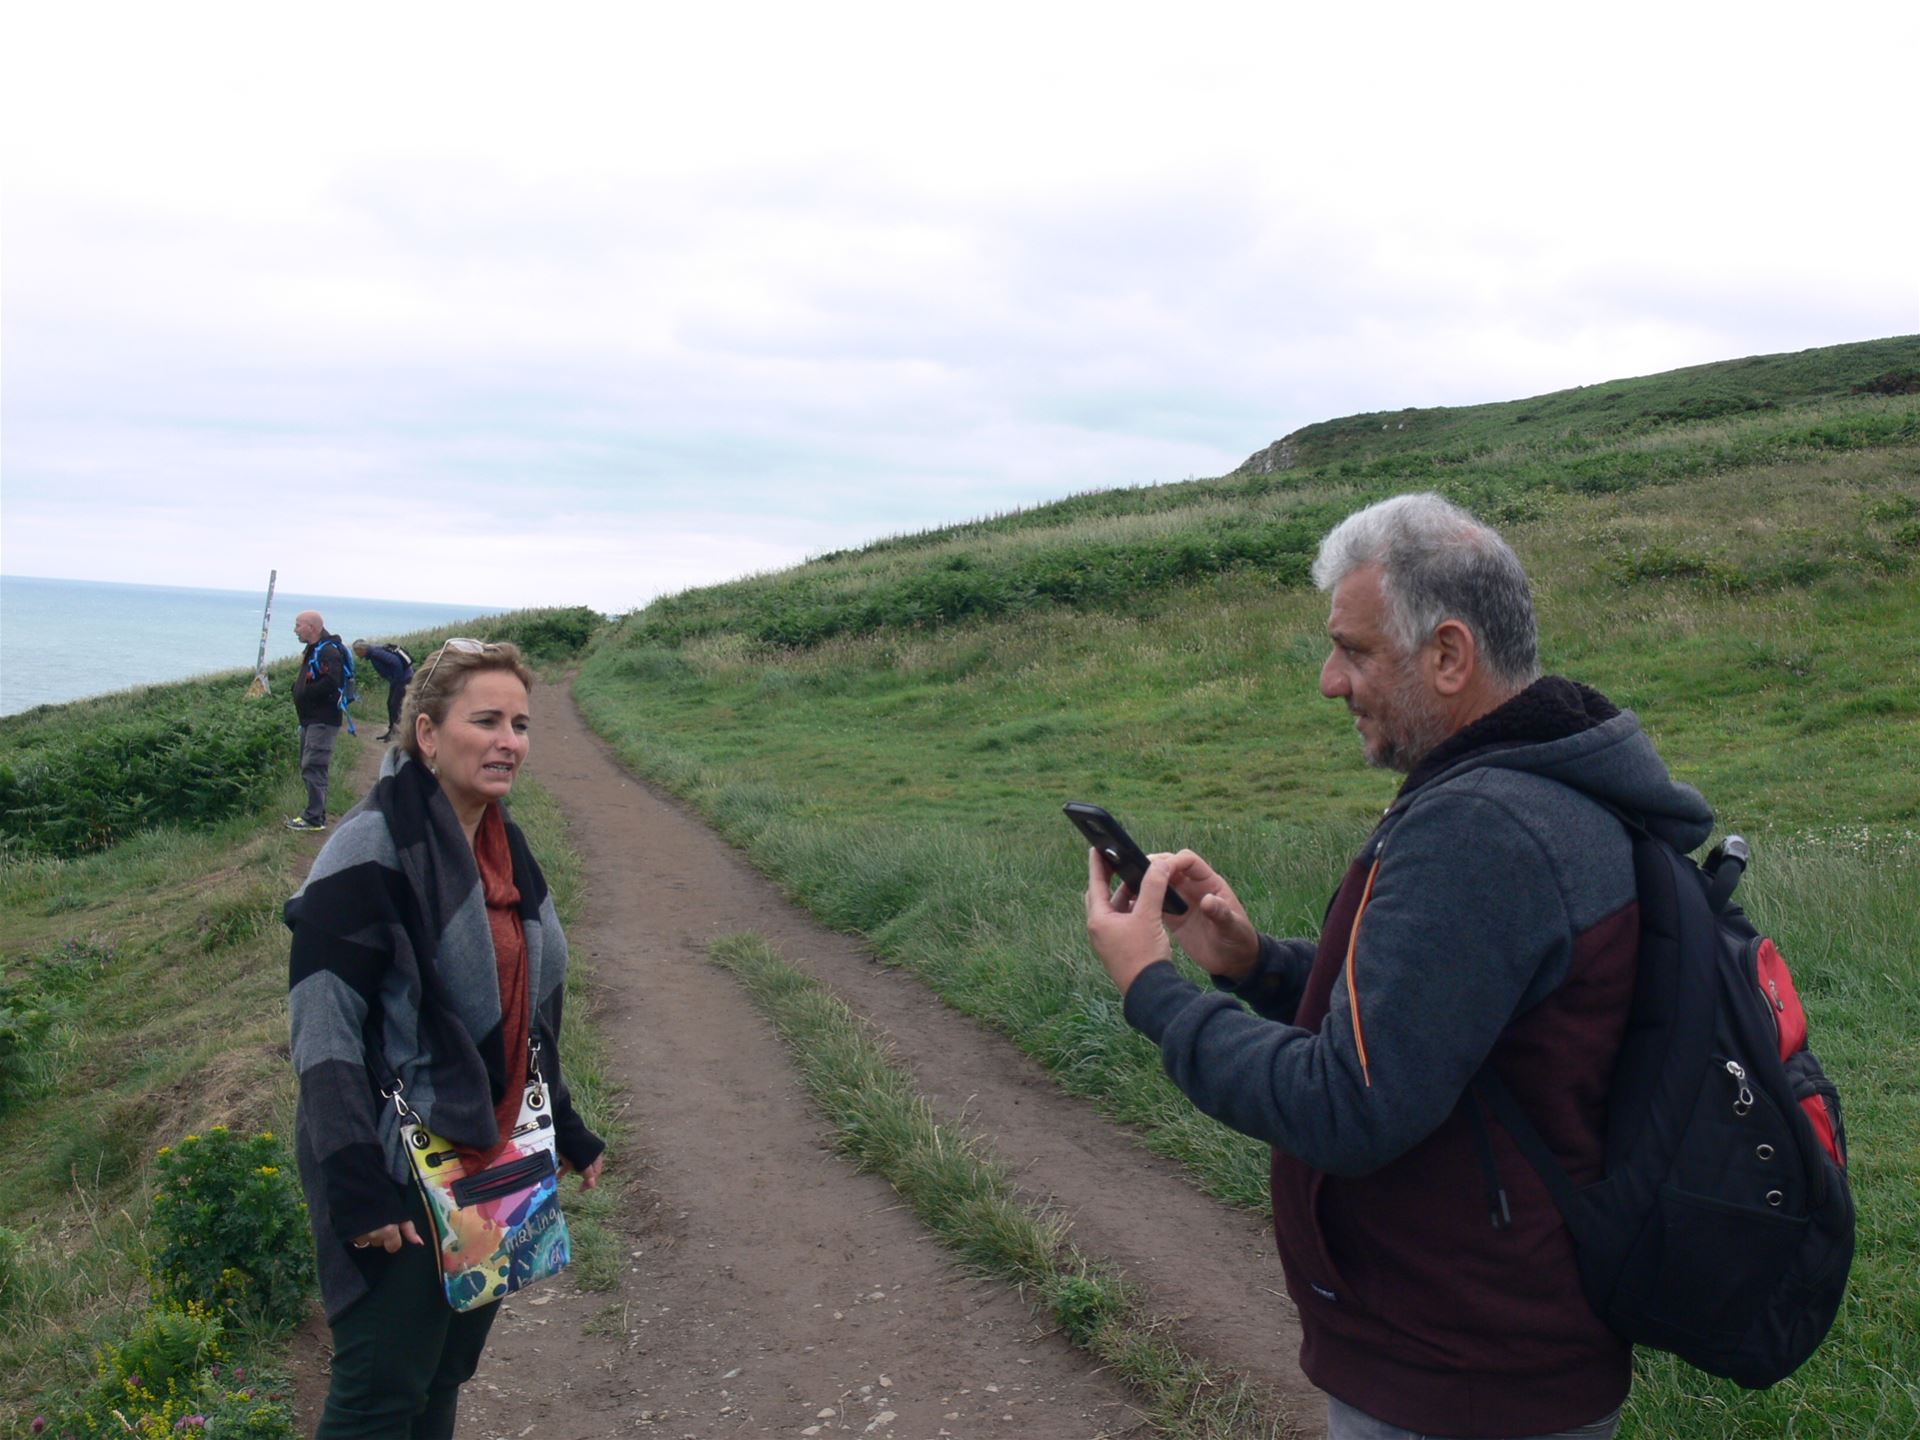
top-left (417, 637), bottom-right (496, 693)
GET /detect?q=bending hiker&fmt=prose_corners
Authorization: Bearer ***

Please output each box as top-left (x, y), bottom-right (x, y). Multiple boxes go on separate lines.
top-left (287, 610), bottom-right (348, 832)
top-left (1083, 493), bottom-right (1712, 1440)
top-left (353, 639), bottom-right (415, 741)
top-left (286, 639), bottom-right (606, 1439)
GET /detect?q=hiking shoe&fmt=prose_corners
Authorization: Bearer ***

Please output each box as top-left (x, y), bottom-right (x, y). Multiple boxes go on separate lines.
top-left (284, 816), bottom-right (327, 833)
top-left (376, 731), bottom-right (393, 741)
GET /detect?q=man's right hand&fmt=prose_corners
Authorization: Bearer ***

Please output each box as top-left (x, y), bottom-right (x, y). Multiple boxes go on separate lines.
top-left (1156, 849), bottom-right (1260, 983)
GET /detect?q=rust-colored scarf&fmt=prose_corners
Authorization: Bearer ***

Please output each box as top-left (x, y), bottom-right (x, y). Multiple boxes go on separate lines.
top-left (459, 802), bottom-right (530, 1168)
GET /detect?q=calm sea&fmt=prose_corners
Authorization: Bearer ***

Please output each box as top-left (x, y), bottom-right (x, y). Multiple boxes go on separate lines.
top-left (0, 575), bottom-right (504, 716)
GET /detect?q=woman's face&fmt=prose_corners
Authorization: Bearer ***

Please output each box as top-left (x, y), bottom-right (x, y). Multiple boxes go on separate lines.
top-left (416, 669), bottom-right (531, 820)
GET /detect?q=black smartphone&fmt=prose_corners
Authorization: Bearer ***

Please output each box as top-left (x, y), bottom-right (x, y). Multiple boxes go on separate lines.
top-left (1063, 802), bottom-right (1189, 915)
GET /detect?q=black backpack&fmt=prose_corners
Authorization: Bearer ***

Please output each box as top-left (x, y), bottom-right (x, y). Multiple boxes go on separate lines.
top-left (388, 642), bottom-right (415, 671)
top-left (1473, 816), bottom-right (1854, 1388)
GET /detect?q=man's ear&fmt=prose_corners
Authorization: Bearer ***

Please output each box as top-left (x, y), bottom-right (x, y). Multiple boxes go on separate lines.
top-left (1428, 619), bottom-right (1478, 697)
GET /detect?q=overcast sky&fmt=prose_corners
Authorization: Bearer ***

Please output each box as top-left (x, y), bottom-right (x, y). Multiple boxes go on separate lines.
top-left (5, 2), bottom-right (1915, 614)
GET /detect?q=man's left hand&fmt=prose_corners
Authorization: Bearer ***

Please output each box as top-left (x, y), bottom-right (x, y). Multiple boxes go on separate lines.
top-left (1084, 847), bottom-right (1174, 995)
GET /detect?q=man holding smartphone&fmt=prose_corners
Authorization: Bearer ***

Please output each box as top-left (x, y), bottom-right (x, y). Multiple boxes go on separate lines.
top-left (1084, 493), bottom-right (1712, 1440)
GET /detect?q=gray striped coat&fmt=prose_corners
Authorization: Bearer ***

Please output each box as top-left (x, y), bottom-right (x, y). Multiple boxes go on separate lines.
top-left (286, 747), bottom-right (602, 1320)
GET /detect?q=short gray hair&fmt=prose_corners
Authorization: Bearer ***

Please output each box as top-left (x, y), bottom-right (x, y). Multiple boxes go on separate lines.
top-left (1312, 493), bottom-right (1539, 688)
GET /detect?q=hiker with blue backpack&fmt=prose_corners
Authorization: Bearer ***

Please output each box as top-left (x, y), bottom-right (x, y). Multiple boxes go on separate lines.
top-left (288, 610), bottom-right (353, 833)
top-left (353, 639), bottom-right (415, 741)
top-left (1083, 493), bottom-right (1850, 1440)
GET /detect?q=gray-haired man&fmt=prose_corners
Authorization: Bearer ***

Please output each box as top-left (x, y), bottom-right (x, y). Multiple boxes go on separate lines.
top-left (1086, 493), bottom-right (1711, 1439)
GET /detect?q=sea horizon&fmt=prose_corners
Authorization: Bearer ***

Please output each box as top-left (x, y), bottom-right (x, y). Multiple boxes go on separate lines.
top-left (0, 573), bottom-right (520, 716)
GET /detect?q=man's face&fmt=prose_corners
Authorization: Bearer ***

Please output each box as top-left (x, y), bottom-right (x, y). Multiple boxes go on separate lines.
top-left (1319, 565), bottom-right (1450, 773)
top-left (293, 614), bottom-right (321, 644)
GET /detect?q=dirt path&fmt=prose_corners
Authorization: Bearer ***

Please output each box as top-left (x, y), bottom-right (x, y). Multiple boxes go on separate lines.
top-left (295, 687), bottom-right (1319, 1439)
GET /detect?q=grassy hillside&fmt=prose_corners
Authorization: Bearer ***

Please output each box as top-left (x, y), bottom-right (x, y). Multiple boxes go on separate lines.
top-left (574, 335), bottom-right (1920, 1438)
top-left (1244, 334), bottom-right (1920, 470)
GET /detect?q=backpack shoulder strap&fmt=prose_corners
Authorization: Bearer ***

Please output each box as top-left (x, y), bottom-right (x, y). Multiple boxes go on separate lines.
top-left (1474, 1070), bottom-right (1580, 1219)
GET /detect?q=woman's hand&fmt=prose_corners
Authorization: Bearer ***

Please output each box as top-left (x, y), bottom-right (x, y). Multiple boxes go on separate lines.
top-left (350, 1220), bottom-right (424, 1253)
top-left (562, 1153), bottom-right (606, 1190)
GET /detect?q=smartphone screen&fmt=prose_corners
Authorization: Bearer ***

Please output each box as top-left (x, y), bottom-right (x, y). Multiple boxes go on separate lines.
top-left (1063, 802), bottom-right (1189, 915)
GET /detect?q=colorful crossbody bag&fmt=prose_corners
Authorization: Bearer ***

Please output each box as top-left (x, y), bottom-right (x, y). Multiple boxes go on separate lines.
top-left (380, 1037), bottom-right (572, 1311)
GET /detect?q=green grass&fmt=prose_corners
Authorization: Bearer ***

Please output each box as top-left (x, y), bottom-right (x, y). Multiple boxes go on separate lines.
top-left (573, 338), bottom-right (1920, 1437)
top-left (708, 933), bottom-right (1294, 1440)
top-left (0, 766), bottom-right (336, 1433)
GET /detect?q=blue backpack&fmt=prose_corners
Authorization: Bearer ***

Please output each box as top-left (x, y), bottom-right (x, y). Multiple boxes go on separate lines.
top-left (308, 638), bottom-right (358, 735)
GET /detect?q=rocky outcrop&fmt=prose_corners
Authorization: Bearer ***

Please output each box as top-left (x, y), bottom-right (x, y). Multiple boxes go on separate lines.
top-left (1238, 433), bottom-right (1300, 474)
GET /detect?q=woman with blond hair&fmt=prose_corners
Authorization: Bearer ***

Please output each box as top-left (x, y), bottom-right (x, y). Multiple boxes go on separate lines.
top-left (286, 639), bottom-right (605, 1438)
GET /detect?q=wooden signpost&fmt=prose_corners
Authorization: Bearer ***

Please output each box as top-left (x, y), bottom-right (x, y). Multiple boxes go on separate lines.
top-left (245, 569), bottom-right (277, 698)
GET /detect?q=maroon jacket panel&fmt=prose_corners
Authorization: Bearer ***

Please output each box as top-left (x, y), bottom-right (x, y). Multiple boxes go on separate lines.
top-left (1269, 866), bottom-right (1639, 1435)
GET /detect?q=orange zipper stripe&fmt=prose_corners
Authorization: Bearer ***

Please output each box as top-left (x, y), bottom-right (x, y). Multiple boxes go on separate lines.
top-left (1344, 858), bottom-right (1380, 1088)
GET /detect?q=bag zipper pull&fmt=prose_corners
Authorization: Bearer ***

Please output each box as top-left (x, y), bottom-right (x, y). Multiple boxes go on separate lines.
top-left (1726, 1059), bottom-right (1754, 1115)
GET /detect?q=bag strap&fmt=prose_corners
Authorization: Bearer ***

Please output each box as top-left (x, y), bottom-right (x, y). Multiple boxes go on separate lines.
top-left (374, 1034), bottom-right (546, 1128)
top-left (1474, 1069), bottom-right (1581, 1224)
top-left (1463, 1086), bottom-right (1514, 1229)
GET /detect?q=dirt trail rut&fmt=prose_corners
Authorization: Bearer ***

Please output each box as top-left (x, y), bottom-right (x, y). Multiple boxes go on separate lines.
top-left (296, 686), bottom-right (1318, 1439)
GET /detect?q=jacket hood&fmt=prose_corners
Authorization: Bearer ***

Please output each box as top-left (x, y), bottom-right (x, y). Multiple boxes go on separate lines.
top-left (1399, 676), bottom-right (1714, 853)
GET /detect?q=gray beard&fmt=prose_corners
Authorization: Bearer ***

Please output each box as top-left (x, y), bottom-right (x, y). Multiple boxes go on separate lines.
top-left (1365, 666), bottom-right (1453, 774)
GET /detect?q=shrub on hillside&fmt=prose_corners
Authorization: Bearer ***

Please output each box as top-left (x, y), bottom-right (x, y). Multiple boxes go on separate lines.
top-left (0, 702), bottom-right (293, 858)
top-left (478, 606), bottom-right (602, 662)
top-left (43, 1301), bottom-right (298, 1440)
top-left (1850, 368), bottom-right (1920, 397)
top-left (148, 1127), bottom-right (313, 1327)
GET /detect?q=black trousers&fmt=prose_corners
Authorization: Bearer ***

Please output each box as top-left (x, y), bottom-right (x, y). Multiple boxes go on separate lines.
top-left (315, 1187), bottom-right (500, 1440)
top-left (385, 681), bottom-right (405, 732)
